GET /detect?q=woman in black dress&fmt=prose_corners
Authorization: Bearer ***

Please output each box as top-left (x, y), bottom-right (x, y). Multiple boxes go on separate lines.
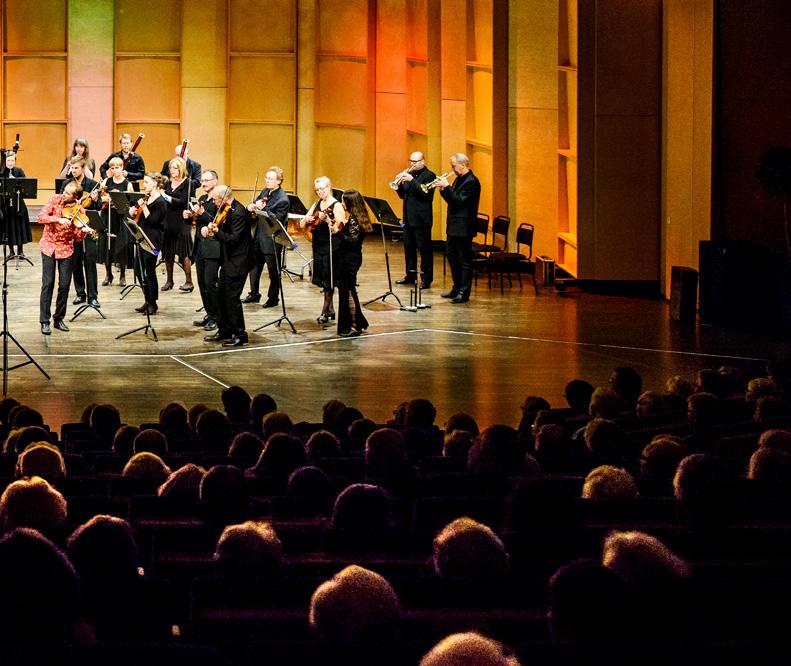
top-left (161, 158), bottom-right (193, 292)
top-left (0, 151), bottom-right (32, 258)
top-left (128, 173), bottom-right (167, 315)
top-left (59, 137), bottom-right (96, 179)
top-left (98, 156), bottom-right (133, 286)
top-left (299, 176), bottom-right (345, 324)
top-left (336, 189), bottom-right (372, 336)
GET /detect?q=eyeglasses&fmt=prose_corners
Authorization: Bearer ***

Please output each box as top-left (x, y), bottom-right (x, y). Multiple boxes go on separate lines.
top-left (409, 159), bottom-right (421, 163)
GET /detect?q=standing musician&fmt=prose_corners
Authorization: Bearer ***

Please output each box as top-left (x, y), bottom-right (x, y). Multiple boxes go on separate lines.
top-left (62, 158), bottom-right (102, 308)
top-left (128, 173), bottom-right (167, 316)
top-left (437, 153), bottom-right (481, 304)
top-left (184, 170), bottom-right (221, 331)
top-left (394, 151), bottom-right (436, 289)
top-left (0, 151), bottom-right (32, 259)
top-left (161, 144), bottom-right (201, 193)
top-left (160, 158), bottom-right (193, 292)
top-left (100, 133), bottom-right (145, 183)
top-left (243, 166), bottom-right (290, 308)
top-left (36, 181), bottom-right (92, 334)
top-left (202, 186), bottom-right (252, 347)
top-left (336, 189), bottom-right (373, 337)
top-left (59, 137), bottom-right (96, 179)
top-left (299, 176), bottom-right (345, 324)
top-left (98, 156), bottom-right (134, 287)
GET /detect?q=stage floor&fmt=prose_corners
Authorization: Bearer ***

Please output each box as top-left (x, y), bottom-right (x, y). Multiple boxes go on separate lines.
top-left (1, 237), bottom-right (786, 431)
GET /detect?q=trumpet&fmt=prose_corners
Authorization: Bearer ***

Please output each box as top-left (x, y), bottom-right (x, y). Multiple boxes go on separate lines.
top-left (420, 171), bottom-right (453, 193)
top-left (388, 164), bottom-right (415, 190)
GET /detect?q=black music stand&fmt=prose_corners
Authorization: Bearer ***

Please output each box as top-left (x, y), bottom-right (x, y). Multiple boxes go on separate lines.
top-left (116, 218), bottom-right (158, 342)
top-left (254, 211), bottom-right (297, 334)
top-left (287, 194), bottom-right (313, 279)
top-left (0, 176), bottom-right (49, 395)
top-left (109, 191), bottom-right (145, 300)
top-left (54, 178), bottom-right (67, 195)
top-left (71, 210), bottom-right (108, 321)
top-left (1, 178), bottom-right (36, 268)
top-left (362, 196), bottom-right (403, 307)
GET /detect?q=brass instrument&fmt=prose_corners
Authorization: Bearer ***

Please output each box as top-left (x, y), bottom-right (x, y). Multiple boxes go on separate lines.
top-left (388, 164), bottom-right (416, 190)
top-left (420, 171), bottom-right (453, 193)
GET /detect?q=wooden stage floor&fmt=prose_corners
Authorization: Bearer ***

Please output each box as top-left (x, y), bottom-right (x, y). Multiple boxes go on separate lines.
top-left (1, 236), bottom-right (786, 431)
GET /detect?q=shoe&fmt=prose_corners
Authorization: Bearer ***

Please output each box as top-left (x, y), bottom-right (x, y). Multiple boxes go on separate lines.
top-left (262, 299), bottom-right (279, 308)
top-left (450, 294), bottom-right (469, 304)
top-left (53, 320), bottom-right (70, 332)
top-left (441, 291), bottom-right (458, 299)
top-left (193, 317), bottom-right (209, 327)
top-left (73, 294), bottom-right (86, 305)
top-left (89, 298), bottom-right (101, 308)
top-left (396, 276), bottom-right (415, 285)
top-left (119, 275), bottom-right (126, 287)
top-left (317, 313), bottom-right (329, 324)
top-left (102, 275), bottom-right (113, 286)
top-left (178, 284), bottom-right (194, 293)
top-left (135, 303), bottom-right (149, 313)
top-left (145, 304), bottom-right (158, 315)
top-left (203, 320), bottom-right (218, 331)
top-left (328, 312), bottom-right (335, 321)
top-left (338, 329), bottom-right (361, 338)
top-left (421, 283), bottom-right (432, 290)
top-left (161, 282), bottom-right (174, 292)
top-left (204, 331), bottom-right (231, 342)
top-left (40, 323), bottom-right (51, 335)
top-left (242, 293), bottom-right (261, 303)
top-left (222, 333), bottom-right (249, 347)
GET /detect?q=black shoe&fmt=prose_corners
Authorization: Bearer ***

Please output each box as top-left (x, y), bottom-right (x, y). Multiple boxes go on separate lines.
top-left (73, 294), bottom-right (86, 305)
top-left (145, 304), bottom-right (158, 315)
top-left (338, 329), bottom-right (361, 338)
top-left (222, 333), bottom-right (249, 347)
top-left (40, 322), bottom-right (51, 335)
top-left (262, 299), bottom-right (279, 308)
top-left (135, 303), bottom-right (149, 313)
top-left (89, 298), bottom-right (101, 308)
top-left (193, 317), bottom-right (209, 327)
top-left (396, 277), bottom-right (415, 285)
top-left (421, 283), bottom-right (432, 290)
top-left (54, 320), bottom-right (70, 332)
top-left (441, 291), bottom-right (458, 299)
top-left (450, 294), bottom-right (469, 304)
top-left (241, 293), bottom-right (261, 304)
top-left (203, 320), bottom-right (218, 331)
top-left (204, 331), bottom-right (231, 342)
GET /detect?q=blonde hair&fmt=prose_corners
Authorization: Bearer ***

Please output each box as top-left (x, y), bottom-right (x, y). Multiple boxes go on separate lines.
top-left (168, 157), bottom-right (187, 179)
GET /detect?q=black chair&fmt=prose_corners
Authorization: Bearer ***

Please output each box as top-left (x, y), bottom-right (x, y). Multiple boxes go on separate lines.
top-left (487, 222), bottom-right (538, 294)
top-left (475, 215), bottom-right (511, 287)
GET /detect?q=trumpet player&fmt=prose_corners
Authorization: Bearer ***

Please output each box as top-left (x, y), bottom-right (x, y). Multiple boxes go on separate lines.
top-left (394, 152), bottom-right (436, 289)
top-left (437, 153), bottom-right (480, 304)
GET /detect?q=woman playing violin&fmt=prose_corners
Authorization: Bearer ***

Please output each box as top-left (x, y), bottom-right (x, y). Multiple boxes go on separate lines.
top-left (300, 176), bottom-right (346, 324)
top-left (128, 173), bottom-right (167, 315)
top-left (98, 156), bottom-right (134, 287)
top-left (35, 182), bottom-right (91, 334)
top-left (161, 157), bottom-right (193, 292)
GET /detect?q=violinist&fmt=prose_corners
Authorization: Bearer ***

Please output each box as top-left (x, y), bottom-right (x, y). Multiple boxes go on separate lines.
top-left (202, 185), bottom-right (251, 347)
top-left (36, 182), bottom-right (90, 334)
top-left (100, 133), bottom-right (145, 183)
top-left (160, 157), bottom-right (193, 292)
top-left (59, 137), bottom-right (96, 179)
top-left (161, 144), bottom-right (201, 193)
top-left (299, 176), bottom-right (345, 324)
top-left (98, 156), bottom-right (134, 287)
top-left (0, 151), bottom-right (32, 259)
top-left (62, 157), bottom-right (102, 309)
top-left (243, 166), bottom-right (290, 308)
top-left (128, 173), bottom-right (167, 316)
top-left (184, 170), bottom-right (221, 330)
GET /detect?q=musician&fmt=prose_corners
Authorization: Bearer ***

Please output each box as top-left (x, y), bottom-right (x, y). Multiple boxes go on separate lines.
top-left (161, 144), bottom-right (201, 192)
top-left (437, 153), bottom-right (481, 304)
top-left (0, 151), bottom-right (32, 259)
top-left (100, 133), bottom-right (145, 182)
top-left (185, 169), bottom-right (221, 330)
top-left (243, 166), bottom-right (290, 308)
top-left (128, 173), bottom-right (167, 316)
top-left (36, 181), bottom-right (89, 334)
top-left (59, 137), bottom-right (96, 179)
top-left (160, 157), bottom-right (193, 292)
top-left (336, 189), bottom-right (372, 337)
top-left (395, 152), bottom-right (436, 289)
top-left (299, 176), bottom-right (345, 324)
top-left (98, 156), bottom-right (134, 287)
top-left (202, 186), bottom-right (252, 347)
top-left (62, 158), bottom-right (101, 308)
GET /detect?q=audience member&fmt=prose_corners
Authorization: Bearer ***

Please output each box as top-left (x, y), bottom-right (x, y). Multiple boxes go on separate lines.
top-left (322, 399), bottom-right (346, 427)
top-left (158, 402), bottom-right (189, 437)
top-left (640, 435), bottom-right (685, 479)
top-left (89, 404), bottom-right (122, 445)
top-left (419, 632), bottom-right (520, 666)
top-left (0, 476), bottom-right (68, 540)
top-left (122, 452), bottom-right (172, 486)
top-left (346, 418), bottom-right (377, 450)
top-left (187, 403), bottom-right (210, 439)
top-left (433, 517), bottom-right (509, 580)
top-left (564, 379), bottom-right (595, 414)
top-left (67, 514), bottom-right (138, 577)
top-left (200, 464), bottom-right (250, 525)
top-left (158, 463), bottom-right (206, 501)
top-left (609, 366), bottom-right (642, 410)
top-left (306, 429), bottom-right (341, 461)
top-left (444, 411), bottom-right (479, 437)
top-left (228, 431), bottom-right (264, 466)
top-left (196, 409), bottom-right (233, 455)
top-left (16, 443), bottom-right (66, 483)
top-left (133, 428), bottom-right (168, 457)
top-left (249, 393), bottom-right (277, 434)
top-left (221, 385), bottom-right (252, 430)
top-left (673, 453), bottom-right (735, 528)
top-left (4, 425), bottom-right (50, 454)
top-left (214, 520), bottom-right (282, 579)
top-left (581, 465), bottom-right (638, 500)
top-left (443, 429), bottom-right (475, 459)
top-left (757, 428), bottom-right (791, 454)
top-left (331, 483), bottom-right (391, 530)
top-left (262, 411), bottom-right (294, 439)
top-left (248, 433), bottom-right (307, 480)
top-left (112, 424), bottom-right (141, 457)
top-left (365, 428), bottom-right (408, 478)
top-left (748, 447), bottom-right (791, 482)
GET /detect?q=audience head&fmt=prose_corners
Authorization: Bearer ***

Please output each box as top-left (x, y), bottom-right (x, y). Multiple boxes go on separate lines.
top-left (444, 412), bottom-right (479, 437)
top-left (159, 402), bottom-right (188, 433)
top-left (758, 428), bottom-right (791, 454)
top-left (694, 369), bottom-right (724, 398)
top-left (287, 466), bottom-right (335, 510)
top-left (588, 387), bottom-right (622, 418)
top-left (468, 425), bottom-right (523, 477)
top-left (609, 367), bottom-right (642, 406)
top-left (187, 403), bottom-right (210, 438)
top-left (0, 396), bottom-right (20, 424)
top-left (405, 398), bottom-right (437, 430)
top-left (347, 418), bottom-right (377, 448)
top-left (0, 476), bottom-right (67, 538)
top-left (365, 428), bottom-right (408, 477)
top-left (249, 393), bottom-right (277, 431)
top-left (112, 424), bottom-right (141, 457)
top-left (196, 409), bottom-right (232, 455)
top-left (122, 451), bottom-right (171, 485)
top-left (443, 429), bottom-right (476, 459)
top-left (262, 411), bottom-right (294, 439)
top-left (419, 632), bottom-right (520, 666)
top-left (214, 520), bottom-right (282, 579)
top-left (89, 404), bottom-right (121, 442)
top-left (583, 418), bottom-right (626, 459)
top-left (133, 428), bottom-right (168, 457)
top-left (306, 429), bottom-right (341, 461)
top-left (391, 401), bottom-right (409, 426)
top-left (602, 530), bottom-right (691, 585)
top-left (636, 390), bottom-right (665, 417)
top-left (228, 431), bottom-right (264, 465)
top-left (16, 443), bottom-right (66, 483)
top-left (67, 515), bottom-right (138, 577)
top-left (564, 380), bottom-right (595, 414)
top-left (200, 464), bottom-right (249, 525)
top-left (686, 392), bottom-right (720, 430)
top-left (665, 375), bottom-right (694, 399)
top-left (221, 385), bottom-right (252, 426)
top-left (748, 447), bottom-right (791, 482)
top-left (433, 517), bottom-right (509, 580)
top-left (158, 463), bottom-right (206, 501)
top-left (582, 465), bottom-right (639, 500)
top-left (746, 377), bottom-right (779, 402)
top-left (532, 423), bottom-right (568, 457)
top-left (322, 399), bottom-right (346, 426)
top-left (4, 424), bottom-right (51, 455)
top-left (718, 365), bottom-right (744, 397)
top-left (673, 453), bottom-right (734, 527)
top-left (333, 406), bottom-right (364, 439)
top-left (640, 435), bottom-right (685, 478)
top-left (253, 433), bottom-right (307, 478)
top-left (331, 483), bottom-right (391, 530)
top-left (11, 405), bottom-right (45, 429)
top-left (753, 395), bottom-right (786, 422)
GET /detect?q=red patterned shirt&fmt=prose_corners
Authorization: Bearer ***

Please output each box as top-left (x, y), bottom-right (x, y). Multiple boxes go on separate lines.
top-left (36, 194), bottom-right (87, 259)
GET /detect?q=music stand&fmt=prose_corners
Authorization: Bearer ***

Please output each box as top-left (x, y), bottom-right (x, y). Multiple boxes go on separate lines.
top-left (116, 218), bottom-right (158, 341)
top-left (254, 211), bottom-right (297, 334)
top-left (109, 191), bottom-right (145, 300)
top-left (71, 210), bottom-right (108, 321)
top-left (362, 196), bottom-right (403, 307)
top-left (1, 178), bottom-right (36, 268)
top-left (286, 194), bottom-right (313, 279)
top-left (54, 178), bottom-right (67, 195)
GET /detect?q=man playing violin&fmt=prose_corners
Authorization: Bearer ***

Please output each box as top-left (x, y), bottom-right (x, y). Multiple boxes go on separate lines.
top-left (62, 157), bottom-right (102, 309)
top-left (100, 133), bottom-right (146, 183)
top-left (36, 182), bottom-right (91, 334)
top-left (202, 185), bottom-right (252, 347)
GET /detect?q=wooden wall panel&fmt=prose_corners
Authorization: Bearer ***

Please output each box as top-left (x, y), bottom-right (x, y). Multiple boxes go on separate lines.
top-left (115, 0), bottom-right (181, 53)
top-left (229, 123), bottom-right (295, 194)
top-left (182, 87), bottom-right (226, 180)
top-left (406, 61), bottom-right (428, 133)
top-left (376, 92), bottom-right (406, 204)
top-left (315, 59), bottom-right (368, 126)
top-left (69, 87), bottom-right (114, 158)
top-left (115, 57), bottom-right (180, 120)
top-left (441, 0), bottom-right (466, 101)
top-left (467, 0), bottom-right (493, 63)
top-left (318, 0), bottom-right (368, 54)
top-left (468, 144), bottom-right (492, 219)
top-left (229, 0), bottom-right (295, 53)
top-left (4, 0), bottom-right (66, 52)
top-left (229, 55), bottom-right (296, 121)
top-left (3, 57), bottom-right (66, 119)
top-left (406, 0), bottom-right (428, 58)
top-left (117, 123), bottom-right (179, 177)
top-left (466, 68), bottom-right (492, 143)
top-left (376, 0), bottom-right (406, 93)
top-left (315, 126), bottom-right (366, 191)
top-left (182, 0), bottom-right (227, 88)
top-left (4, 123), bottom-right (68, 191)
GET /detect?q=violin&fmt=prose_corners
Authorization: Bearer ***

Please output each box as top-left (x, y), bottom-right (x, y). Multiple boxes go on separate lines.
top-left (207, 202), bottom-right (230, 237)
top-left (62, 195), bottom-right (98, 239)
top-left (303, 203), bottom-right (334, 243)
top-left (131, 193), bottom-right (150, 224)
top-left (100, 183), bottom-right (109, 210)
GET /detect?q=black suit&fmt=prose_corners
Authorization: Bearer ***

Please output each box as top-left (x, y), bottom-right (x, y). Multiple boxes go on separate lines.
top-left (161, 158), bottom-right (201, 193)
top-left (193, 195), bottom-right (221, 323)
top-left (396, 166), bottom-right (436, 285)
top-left (213, 200), bottom-right (252, 337)
top-left (440, 170), bottom-right (481, 300)
top-left (100, 151), bottom-right (146, 182)
top-left (62, 177), bottom-right (102, 301)
top-left (247, 187), bottom-right (290, 303)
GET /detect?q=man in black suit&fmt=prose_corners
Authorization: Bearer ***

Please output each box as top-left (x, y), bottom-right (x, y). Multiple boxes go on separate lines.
top-left (99, 133), bottom-right (145, 182)
top-left (203, 185), bottom-right (252, 347)
top-left (185, 169), bottom-right (221, 331)
top-left (437, 153), bottom-right (481, 304)
top-left (161, 144), bottom-right (201, 193)
top-left (243, 166), bottom-right (291, 308)
top-left (62, 158), bottom-right (102, 308)
top-left (395, 152), bottom-right (436, 289)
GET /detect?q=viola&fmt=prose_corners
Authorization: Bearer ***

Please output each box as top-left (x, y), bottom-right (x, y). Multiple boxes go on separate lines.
top-left (207, 203), bottom-right (230, 237)
top-left (131, 193), bottom-right (150, 224)
top-left (303, 204), bottom-right (334, 243)
top-left (62, 196), bottom-right (98, 239)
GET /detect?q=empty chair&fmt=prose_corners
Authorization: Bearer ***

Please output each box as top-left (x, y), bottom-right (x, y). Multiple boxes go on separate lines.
top-left (487, 222), bottom-right (538, 294)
